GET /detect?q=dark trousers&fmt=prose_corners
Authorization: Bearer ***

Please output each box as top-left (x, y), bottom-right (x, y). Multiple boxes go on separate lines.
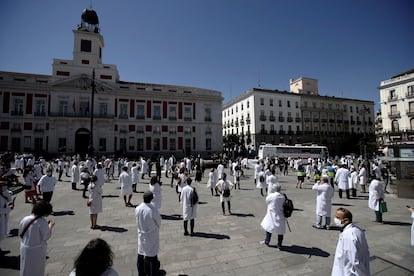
top-left (264, 231), bottom-right (283, 247)
top-left (137, 254), bottom-right (160, 276)
top-left (338, 189), bottom-right (350, 199)
top-left (42, 191), bottom-right (53, 203)
top-left (221, 201), bottom-right (231, 214)
top-left (375, 211), bottom-right (383, 223)
top-left (72, 182), bottom-right (77, 190)
top-left (81, 182), bottom-right (88, 198)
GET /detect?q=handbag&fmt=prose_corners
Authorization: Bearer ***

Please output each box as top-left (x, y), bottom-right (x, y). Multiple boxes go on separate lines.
top-left (379, 201), bottom-right (388, 213)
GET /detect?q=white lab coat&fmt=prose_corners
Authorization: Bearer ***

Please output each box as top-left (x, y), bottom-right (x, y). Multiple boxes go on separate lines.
top-left (368, 179), bottom-right (384, 211)
top-left (215, 179), bottom-right (233, 202)
top-left (71, 165), bottom-right (80, 184)
top-left (131, 165), bottom-right (140, 184)
top-left (331, 223), bottom-right (370, 276)
top-left (0, 189), bottom-right (12, 241)
top-left (149, 182), bottom-right (162, 209)
top-left (260, 192), bottom-right (286, 235)
top-left (348, 171), bottom-right (358, 190)
top-left (411, 212), bottom-right (414, 246)
top-left (217, 164), bottom-right (224, 179)
top-left (334, 167), bottom-right (350, 190)
top-left (119, 171), bottom-right (132, 196)
top-left (312, 182), bottom-right (334, 217)
top-left (358, 167), bottom-right (367, 185)
top-left (135, 202), bottom-right (161, 257)
top-left (207, 171), bottom-right (217, 188)
top-left (256, 171), bottom-right (267, 189)
top-left (180, 185), bottom-right (197, 220)
top-left (19, 215), bottom-right (52, 276)
top-left (88, 181), bottom-right (103, 214)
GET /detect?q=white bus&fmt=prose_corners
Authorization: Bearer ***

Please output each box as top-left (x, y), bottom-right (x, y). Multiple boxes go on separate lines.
top-left (258, 144), bottom-right (329, 160)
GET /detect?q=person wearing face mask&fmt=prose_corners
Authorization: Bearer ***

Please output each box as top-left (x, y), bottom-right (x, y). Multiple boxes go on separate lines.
top-left (37, 168), bottom-right (57, 204)
top-left (331, 208), bottom-right (370, 276)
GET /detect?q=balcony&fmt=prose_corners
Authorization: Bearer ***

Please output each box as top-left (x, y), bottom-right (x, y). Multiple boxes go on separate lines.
top-left (246, 118), bottom-right (251, 124)
top-left (136, 129), bottom-right (144, 134)
top-left (152, 115), bottom-right (161, 120)
top-left (351, 120), bottom-right (356, 125)
top-left (295, 117), bottom-right (301, 122)
top-left (407, 110), bottom-right (414, 117)
top-left (356, 120), bottom-right (362, 125)
top-left (11, 127), bottom-right (22, 132)
top-left (169, 116), bottom-right (177, 121)
top-left (387, 96), bottom-right (398, 102)
top-left (344, 120), bottom-right (349, 124)
top-left (269, 130), bottom-right (276, 135)
top-left (278, 117), bottom-right (285, 122)
top-left (153, 129), bottom-right (161, 134)
top-left (313, 118), bottom-right (319, 122)
top-left (304, 118), bottom-right (310, 122)
top-left (34, 111), bottom-right (46, 117)
top-left (240, 120), bottom-right (244, 126)
top-left (235, 121), bottom-right (239, 127)
top-left (136, 115), bottom-right (145, 120)
top-left (169, 130), bottom-right (177, 135)
top-left (184, 117), bottom-right (192, 121)
top-left (388, 112), bottom-right (401, 119)
top-left (205, 130), bottom-right (212, 135)
top-left (184, 130), bottom-right (192, 135)
top-left (269, 116), bottom-right (276, 121)
top-left (279, 130), bottom-right (286, 135)
top-left (34, 128), bottom-right (45, 133)
top-left (11, 110), bottom-right (24, 116)
top-left (260, 115), bottom-right (267, 121)
top-left (320, 118), bottom-right (327, 123)
top-left (329, 119), bottom-right (335, 123)
top-left (49, 112), bottom-right (115, 119)
top-left (119, 129), bottom-right (127, 133)
top-left (287, 117), bottom-right (293, 122)
top-left (204, 117), bottom-right (212, 122)
top-left (118, 114), bottom-right (128, 119)
top-left (407, 91), bottom-right (414, 99)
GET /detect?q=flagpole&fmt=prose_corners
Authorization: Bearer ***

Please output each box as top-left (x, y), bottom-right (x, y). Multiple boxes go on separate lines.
top-left (88, 68), bottom-right (95, 158)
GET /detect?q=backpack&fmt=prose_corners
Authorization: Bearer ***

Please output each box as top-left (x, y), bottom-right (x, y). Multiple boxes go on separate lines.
top-left (283, 194), bottom-right (294, 218)
top-left (223, 187), bottom-right (231, 197)
top-left (190, 187), bottom-right (199, 206)
top-left (259, 174), bottom-right (265, 183)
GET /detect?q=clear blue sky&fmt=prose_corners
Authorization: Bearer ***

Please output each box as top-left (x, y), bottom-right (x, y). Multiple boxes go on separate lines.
top-left (1, 0), bottom-right (413, 111)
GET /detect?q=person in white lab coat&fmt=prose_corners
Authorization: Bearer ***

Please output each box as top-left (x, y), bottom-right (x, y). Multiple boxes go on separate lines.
top-left (88, 163), bottom-right (105, 230)
top-left (331, 207), bottom-right (370, 276)
top-left (348, 166), bottom-right (358, 197)
top-left (149, 176), bottom-right (162, 210)
top-left (215, 173), bottom-right (234, 215)
top-left (119, 166), bottom-right (133, 207)
top-left (260, 184), bottom-right (286, 250)
top-left (368, 177), bottom-right (385, 223)
top-left (71, 161), bottom-right (80, 190)
top-left (408, 206), bottom-right (414, 246)
top-left (312, 175), bottom-right (334, 229)
top-left (180, 178), bottom-right (197, 236)
top-left (334, 164), bottom-right (350, 199)
top-left (131, 162), bottom-right (140, 193)
top-left (135, 191), bottom-right (161, 275)
top-left (19, 201), bottom-right (55, 276)
top-left (358, 164), bottom-right (368, 193)
top-left (0, 181), bottom-right (13, 253)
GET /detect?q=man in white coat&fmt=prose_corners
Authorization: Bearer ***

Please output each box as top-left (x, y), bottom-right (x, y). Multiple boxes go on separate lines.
top-left (0, 181), bottom-right (13, 253)
top-left (358, 164), bottom-right (368, 193)
top-left (368, 177), bottom-right (385, 223)
top-left (334, 164), bottom-right (350, 199)
top-left (119, 166), bottom-right (133, 206)
top-left (332, 207), bottom-right (370, 276)
top-left (408, 206), bottom-right (414, 246)
top-left (135, 191), bottom-right (161, 275)
top-left (312, 175), bottom-right (334, 230)
top-left (71, 161), bottom-right (80, 190)
top-left (260, 184), bottom-right (286, 250)
top-left (180, 178), bottom-right (197, 236)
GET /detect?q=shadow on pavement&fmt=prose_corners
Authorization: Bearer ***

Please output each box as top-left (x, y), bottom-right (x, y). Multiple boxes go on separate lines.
top-left (332, 203), bottom-right (354, 206)
top-left (100, 226), bottom-right (128, 232)
top-left (52, 210), bottom-right (75, 216)
top-left (382, 221), bottom-right (412, 226)
top-left (230, 213), bottom-right (254, 217)
top-left (197, 201), bottom-right (208, 205)
top-left (192, 232), bottom-right (230, 239)
top-left (102, 194), bottom-right (120, 198)
top-left (161, 214), bottom-right (181, 220)
top-left (8, 228), bottom-right (18, 237)
top-left (280, 245), bottom-right (330, 257)
top-left (0, 253), bottom-right (20, 270)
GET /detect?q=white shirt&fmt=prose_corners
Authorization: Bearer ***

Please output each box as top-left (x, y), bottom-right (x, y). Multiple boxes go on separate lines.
top-left (37, 174), bottom-right (57, 192)
top-left (135, 202), bottom-right (161, 257)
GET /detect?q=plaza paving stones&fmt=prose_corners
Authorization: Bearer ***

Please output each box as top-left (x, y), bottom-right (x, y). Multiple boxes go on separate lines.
top-left (1, 164), bottom-right (413, 275)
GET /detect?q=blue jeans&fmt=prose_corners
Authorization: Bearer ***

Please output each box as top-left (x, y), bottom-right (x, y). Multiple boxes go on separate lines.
top-left (316, 215), bottom-right (331, 228)
top-left (137, 254), bottom-right (160, 276)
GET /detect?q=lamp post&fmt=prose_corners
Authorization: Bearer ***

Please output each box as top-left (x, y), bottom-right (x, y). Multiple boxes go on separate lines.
top-left (88, 68), bottom-right (96, 157)
top-left (360, 105), bottom-right (370, 161)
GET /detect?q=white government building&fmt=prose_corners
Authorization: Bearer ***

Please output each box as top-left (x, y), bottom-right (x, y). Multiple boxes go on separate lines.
top-left (378, 68), bottom-right (414, 145)
top-left (222, 77), bottom-right (375, 156)
top-left (0, 8), bottom-right (223, 158)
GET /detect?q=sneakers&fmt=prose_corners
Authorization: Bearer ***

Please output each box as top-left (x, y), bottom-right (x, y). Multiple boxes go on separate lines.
top-left (259, 240), bottom-right (269, 246)
top-left (312, 225), bottom-right (322, 229)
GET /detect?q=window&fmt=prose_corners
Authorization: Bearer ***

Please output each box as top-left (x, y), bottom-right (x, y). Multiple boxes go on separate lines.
top-left (34, 138), bottom-right (43, 152)
top-left (408, 85), bottom-right (414, 96)
top-left (169, 105), bottom-right (176, 120)
top-left (80, 101), bottom-right (89, 115)
top-left (35, 100), bottom-right (46, 116)
top-left (295, 101), bottom-right (299, 108)
top-left (81, 39), bottom-right (92, 52)
top-left (154, 138), bottom-right (160, 151)
top-left (120, 138), bottom-right (126, 154)
top-left (350, 106), bottom-right (353, 112)
top-left (24, 136), bottom-right (31, 152)
top-left (134, 104), bottom-right (144, 119)
top-left (59, 101), bottom-right (68, 115)
top-left (247, 101), bottom-right (250, 108)
top-left (269, 99), bottom-right (273, 106)
top-left (153, 105), bottom-right (161, 120)
top-left (260, 98), bottom-right (264, 105)
top-left (169, 138), bottom-right (176, 151)
top-left (184, 106), bottom-right (192, 120)
top-left (205, 107), bottom-right (211, 121)
top-left (13, 98), bottom-right (24, 115)
top-left (236, 106), bottom-right (238, 112)
top-left (287, 101), bottom-right (290, 108)
top-left (304, 101), bottom-right (308, 108)
top-left (241, 104), bottom-right (244, 110)
top-left (120, 103), bottom-right (128, 118)
top-left (320, 103), bottom-right (324, 109)
top-left (279, 100), bottom-right (282, 107)
top-left (58, 138), bottom-right (66, 152)
top-left (206, 138), bottom-right (211, 151)
top-left (99, 138), bottom-right (106, 151)
top-left (99, 103), bottom-right (107, 116)
top-left (391, 120), bottom-right (399, 132)
top-left (390, 90), bottom-right (396, 99)
top-left (409, 102), bottom-right (414, 113)
top-left (390, 104), bottom-right (398, 115)
top-left (312, 102), bottom-right (316, 108)
top-left (137, 138), bottom-right (144, 151)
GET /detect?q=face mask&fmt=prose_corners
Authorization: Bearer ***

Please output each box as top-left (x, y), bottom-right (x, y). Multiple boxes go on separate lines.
top-left (334, 217), bottom-right (343, 227)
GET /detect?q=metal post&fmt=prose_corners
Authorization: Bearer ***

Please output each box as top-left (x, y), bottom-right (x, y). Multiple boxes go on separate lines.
top-left (88, 68), bottom-right (95, 157)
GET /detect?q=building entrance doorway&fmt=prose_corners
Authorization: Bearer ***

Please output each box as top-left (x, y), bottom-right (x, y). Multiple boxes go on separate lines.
top-left (75, 128), bottom-right (90, 155)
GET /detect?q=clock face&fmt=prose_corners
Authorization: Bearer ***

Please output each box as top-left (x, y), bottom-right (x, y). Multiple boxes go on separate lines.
top-left (81, 39), bottom-right (92, 52)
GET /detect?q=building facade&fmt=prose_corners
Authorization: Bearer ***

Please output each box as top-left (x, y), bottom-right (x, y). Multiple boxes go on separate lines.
top-left (379, 69), bottom-right (414, 145)
top-left (223, 83), bottom-right (375, 157)
top-left (0, 8), bottom-right (223, 158)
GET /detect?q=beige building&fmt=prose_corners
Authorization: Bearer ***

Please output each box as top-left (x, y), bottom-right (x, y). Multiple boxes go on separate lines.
top-left (0, 8), bottom-right (223, 158)
top-left (379, 68), bottom-right (414, 145)
top-left (289, 77), bottom-right (319, 95)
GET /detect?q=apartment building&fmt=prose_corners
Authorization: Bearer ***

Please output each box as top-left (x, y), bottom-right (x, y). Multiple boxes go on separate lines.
top-left (379, 68), bottom-right (414, 145)
top-left (0, 8), bottom-right (223, 158)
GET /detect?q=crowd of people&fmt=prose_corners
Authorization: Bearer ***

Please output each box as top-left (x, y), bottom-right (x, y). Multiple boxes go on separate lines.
top-left (0, 151), bottom-right (413, 275)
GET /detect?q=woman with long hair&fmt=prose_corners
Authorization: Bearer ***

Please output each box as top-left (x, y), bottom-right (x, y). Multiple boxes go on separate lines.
top-left (70, 238), bottom-right (118, 276)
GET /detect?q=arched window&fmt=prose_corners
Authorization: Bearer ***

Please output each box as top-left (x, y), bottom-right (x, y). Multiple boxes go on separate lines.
top-left (391, 120), bottom-right (399, 132)
top-left (410, 118), bottom-right (414, 130)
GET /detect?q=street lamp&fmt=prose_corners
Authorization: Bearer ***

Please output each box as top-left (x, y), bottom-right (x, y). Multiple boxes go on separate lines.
top-left (360, 105), bottom-right (370, 161)
top-left (88, 68), bottom-right (96, 157)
